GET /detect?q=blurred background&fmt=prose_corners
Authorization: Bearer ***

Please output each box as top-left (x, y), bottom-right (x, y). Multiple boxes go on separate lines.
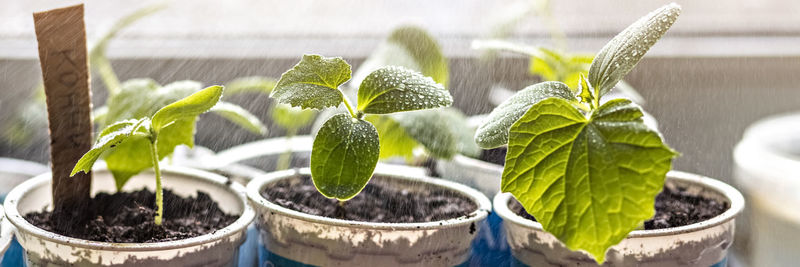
top-left (1, 0), bottom-right (799, 266)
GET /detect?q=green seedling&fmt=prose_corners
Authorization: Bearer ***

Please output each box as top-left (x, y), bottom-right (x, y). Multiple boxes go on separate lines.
top-left (270, 54), bottom-right (453, 200)
top-left (475, 3), bottom-right (681, 263)
top-left (72, 85), bottom-right (225, 225)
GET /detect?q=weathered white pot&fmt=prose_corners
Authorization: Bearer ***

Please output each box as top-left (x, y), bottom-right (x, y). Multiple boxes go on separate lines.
top-left (4, 166), bottom-right (255, 266)
top-left (734, 112), bottom-right (800, 267)
top-left (495, 171), bottom-right (744, 267)
top-left (246, 167), bottom-right (491, 267)
top-left (0, 206), bottom-right (12, 262)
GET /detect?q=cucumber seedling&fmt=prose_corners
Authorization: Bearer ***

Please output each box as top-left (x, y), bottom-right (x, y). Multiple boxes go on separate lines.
top-left (270, 54), bottom-right (453, 200)
top-left (475, 3), bottom-right (681, 263)
top-left (71, 85), bottom-right (228, 225)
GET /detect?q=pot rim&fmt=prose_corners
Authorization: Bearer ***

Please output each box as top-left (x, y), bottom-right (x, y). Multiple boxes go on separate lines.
top-left (734, 112), bottom-right (800, 180)
top-left (0, 157), bottom-right (48, 177)
top-left (246, 166), bottom-right (491, 230)
top-left (3, 165), bottom-right (255, 251)
top-left (494, 170), bottom-right (745, 238)
top-left (0, 205), bottom-right (11, 256)
top-left (214, 135), bottom-right (312, 168)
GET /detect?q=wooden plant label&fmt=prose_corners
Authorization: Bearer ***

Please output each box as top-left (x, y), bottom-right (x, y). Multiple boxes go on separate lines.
top-left (33, 4), bottom-right (93, 217)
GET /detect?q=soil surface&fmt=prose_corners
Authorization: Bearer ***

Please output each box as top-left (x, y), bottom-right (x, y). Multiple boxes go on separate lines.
top-left (25, 189), bottom-right (238, 243)
top-left (262, 175), bottom-right (477, 223)
top-left (479, 147), bottom-right (507, 165)
top-left (510, 185), bottom-right (729, 230)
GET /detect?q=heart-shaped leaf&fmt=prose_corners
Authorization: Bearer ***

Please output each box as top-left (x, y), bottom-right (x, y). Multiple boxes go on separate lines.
top-left (503, 98), bottom-right (677, 263)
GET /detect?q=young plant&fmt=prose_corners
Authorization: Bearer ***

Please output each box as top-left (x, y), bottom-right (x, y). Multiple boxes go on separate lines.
top-left (270, 54), bottom-right (453, 200)
top-left (71, 85), bottom-right (225, 225)
top-left (475, 3), bottom-right (681, 263)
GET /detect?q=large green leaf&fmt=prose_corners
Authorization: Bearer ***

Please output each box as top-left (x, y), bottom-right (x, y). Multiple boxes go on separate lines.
top-left (211, 101), bottom-right (267, 135)
top-left (71, 119), bottom-right (147, 176)
top-left (352, 26), bottom-right (448, 88)
top-left (271, 55), bottom-right (350, 110)
top-left (152, 85), bottom-right (223, 132)
top-left (474, 81), bottom-right (573, 148)
top-left (588, 3), bottom-right (681, 96)
top-left (357, 66), bottom-right (452, 114)
top-left (503, 98), bottom-right (677, 263)
top-left (311, 114), bottom-right (379, 200)
top-left (270, 103), bottom-right (316, 130)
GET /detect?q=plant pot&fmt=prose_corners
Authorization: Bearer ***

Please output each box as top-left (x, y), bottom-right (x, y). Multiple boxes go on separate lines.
top-left (0, 206), bottom-right (12, 262)
top-left (734, 112), bottom-right (800, 267)
top-left (246, 167), bottom-right (492, 267)
top-left (4, 165), bottom-right (255, 266)
top-left (495, 171), bottom-right (744, 267)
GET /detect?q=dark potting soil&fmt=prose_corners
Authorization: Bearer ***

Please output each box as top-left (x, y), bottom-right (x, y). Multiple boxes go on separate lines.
top-left (510, 185), bottom-right (729, 230)
top-left (24, 189), bottom-right (238, 243)
top-left (262, 175), bottom-right (477, 223)
top-left (479, 147), bottom-right (507, 166)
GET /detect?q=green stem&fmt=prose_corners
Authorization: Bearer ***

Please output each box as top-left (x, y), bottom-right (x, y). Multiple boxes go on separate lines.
top-left (276, 127), bottom-right (297, 170)
top-left (341, 95), bottom-right (358, 118)
top-left (148, 137), bottom-right (164, 226)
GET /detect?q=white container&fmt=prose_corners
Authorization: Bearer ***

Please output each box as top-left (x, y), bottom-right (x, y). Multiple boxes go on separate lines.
top-left (246, 167), bottom-right (491, 267)
top-left (495, 171), bottom-right (744, 267)
top-left (734, 112), bottom-right (800, 266)
top-left (4, 166), bottom-right (255, 266)
top-left (0, 206), bottom-right (12, 262)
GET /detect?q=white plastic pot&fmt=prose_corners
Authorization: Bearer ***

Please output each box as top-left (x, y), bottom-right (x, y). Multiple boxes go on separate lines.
top-left (495, 171), bottom-right (744, 267)
top-left (0, 206), bottom-right (12, 262)
top-left (246, 167), bottom-right (491, 267)
top-left (4, 166), bottom-right (255, 266)
top-left (734, 112), bottom-right (800, 266)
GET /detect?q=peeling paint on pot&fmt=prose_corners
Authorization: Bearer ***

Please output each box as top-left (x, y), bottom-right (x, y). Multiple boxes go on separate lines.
top-left (0, 206), bottom-right (12, 262)
top-left (246, 167), bottom-right (491, 267)
top-left (495, 171), bottom-right (744, 267)
top-left (4, 166), bottom-right (254, 266)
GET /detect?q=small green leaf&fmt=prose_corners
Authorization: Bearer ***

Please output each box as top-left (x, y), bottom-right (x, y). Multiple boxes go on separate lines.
top-left (366, 114), bottom-right (417, 160)
top-left (271, 103), bottom-right (316, 130)
top-left (474, 81), bottom-right (573, 148)
top-left (311, 114), bottom-right (379, 200)
top-left (353, 26), bottom-right (448, 88)
top-left (357, 66), bottom-right (452, 114)
top-left (71, 119), bottom-right (147, 176)
top-left (152, 85), bottom-right (223, 132)
top-left (271, 55), bottom-right (350, 110)
top-left (211, 102), bottom-right (268, 135)
top-left (503, 98), bottom-right (677, 263)
top-left (588, 3), bottom-right (681, 96)
top-left (104, 78), bottom-right (161, 126)
top-left (224, 76), bottom-right (277, 97)
top-left (577, 74), bottom-right (597, 108)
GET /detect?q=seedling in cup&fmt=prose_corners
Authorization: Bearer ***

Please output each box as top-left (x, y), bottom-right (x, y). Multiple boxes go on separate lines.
top-left (475, 3), bottom-right (681, 263)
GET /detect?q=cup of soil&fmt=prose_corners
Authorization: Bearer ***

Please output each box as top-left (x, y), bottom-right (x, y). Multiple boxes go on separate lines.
top-left (4, 165), bottom-right (255, 266)
top-left (734, 112), bottom-right (800, 266)
top-left (494, 171), bottom-right (744, 266)
top-left (246, 167), bottom-right (491, 266)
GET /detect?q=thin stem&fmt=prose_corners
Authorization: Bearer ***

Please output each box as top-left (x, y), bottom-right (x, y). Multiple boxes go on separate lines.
top-left (276, 127), bottom-right (297, 170)
top-left (341, 94), bottom-right (358, 118)
top-left (148, 137), bottom-right (164, 226)
top-left (93, 53), bottom-right (121, 95)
